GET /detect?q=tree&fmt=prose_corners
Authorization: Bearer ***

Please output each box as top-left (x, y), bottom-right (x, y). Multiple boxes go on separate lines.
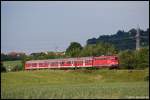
top-left (30, 52), bottom-right (47, 60)
top-left (79, 44), bottom-right (96, 57)
top-left (11, 65), bottom-right (23, 72)
top-left (47, 52), bottom-right (56, 58)
top-left (118, 47), bottom-right (149, 69)
top-left (87, 28), bottom-right (149, 51)
top-left (1, 52), bottom-right (26, 61)
top-left (1, 53), bottom-right (8, 61)
top-left (1, 62), bottom-right (6, 72)
top-left (79, 43), bottom-right (118, 57)
top-left (66, 42), bottom-right (83, 57)
top-left (134, 47), bottom-right (149, 69)
top-left (118, 50), bottom-right (136, 69)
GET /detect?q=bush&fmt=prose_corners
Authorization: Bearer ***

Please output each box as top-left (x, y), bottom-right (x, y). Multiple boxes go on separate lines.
top-left (1, 62), bottom-right (7, 72)
top-left (1, 65), bottom-right (6, 72)
top-left (118, 48), bottom-right (149, 69)
top-left (11, 65), bottom-right (23, 72)
top-left (134, 48), bottom-right (149, 69)
top-left (118, 50), bottom-right (136, 69)
top-left (144, 76), bottom-right (149, 81)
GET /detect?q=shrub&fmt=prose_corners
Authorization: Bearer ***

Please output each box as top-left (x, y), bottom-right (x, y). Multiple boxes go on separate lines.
top-left (1, 62), bottom-right (7, 72)
top-left (1, 65), bottom-right (6, 72)
top-left (118, 50), bottom-right (136, 69)
top-left (144, 76), bottom-right (149, 81)
top-left (11, 65), bottom-right (23, 72)
top-left (118, 47), bottom-right (149, 69)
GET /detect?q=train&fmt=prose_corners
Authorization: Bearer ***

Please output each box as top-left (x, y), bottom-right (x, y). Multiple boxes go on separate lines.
top-left (25, 55), bottom-right (119, 70)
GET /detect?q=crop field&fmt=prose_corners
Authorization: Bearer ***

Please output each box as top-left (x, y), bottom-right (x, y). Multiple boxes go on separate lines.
top-left (1, 67), bottom-right (149, 99)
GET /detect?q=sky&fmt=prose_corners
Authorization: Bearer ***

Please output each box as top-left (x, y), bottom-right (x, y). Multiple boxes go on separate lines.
top-left (1, 1), bottom-right (149, 54)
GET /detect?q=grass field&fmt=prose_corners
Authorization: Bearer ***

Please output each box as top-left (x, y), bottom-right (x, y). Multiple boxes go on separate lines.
top-left (1, 68), bottom-right (149, 99)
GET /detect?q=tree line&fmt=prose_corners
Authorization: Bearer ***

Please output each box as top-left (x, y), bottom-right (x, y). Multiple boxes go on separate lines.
top-left (1, 42), bottom-right (149, 72)
top-left (87, 28), bottom-right (149, 50)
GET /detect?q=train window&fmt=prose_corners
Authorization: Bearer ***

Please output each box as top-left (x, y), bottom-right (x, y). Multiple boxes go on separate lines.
top-left (32, 63), bottom-right (37, 67)
top-left (39, 63), bottom-right (48, 67)
top-left (74, 61), bottom-right (82, 64)
top-left (66, 61), bottom-right (71, 64)
top-left (78, 61), bottom-right (83, 64)
top-left (61, 62), bottom-right (64, 64)
top-left (85, 60), bottom-right (92, 64)
top-left (39, 63), bottom-right (42, 66)
top-left (74, 61), bottom-right (77, 63)
top-left (60, 62), bottom-right (64, 65)
top-left (50, 62), bottom-right (58, 66)
top-left (26, 63), bottom-right (31, 67)
top-left (115, 57), bottom-right (118, 60)
top-left (29, 63), bottom-right (31, 66)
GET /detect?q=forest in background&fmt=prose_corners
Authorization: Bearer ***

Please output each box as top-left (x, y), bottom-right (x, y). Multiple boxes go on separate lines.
top-left (87, 28), bottom-right (149, 50)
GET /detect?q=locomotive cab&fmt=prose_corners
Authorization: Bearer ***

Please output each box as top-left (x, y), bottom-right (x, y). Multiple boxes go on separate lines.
top-left (93, 56), bottom-right (119, 68)
top-left (108, 56), bottom-right (119, 68)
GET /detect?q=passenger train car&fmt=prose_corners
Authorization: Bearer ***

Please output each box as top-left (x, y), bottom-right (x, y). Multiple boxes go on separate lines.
top-left (25, 56), bottom-right (119, 70)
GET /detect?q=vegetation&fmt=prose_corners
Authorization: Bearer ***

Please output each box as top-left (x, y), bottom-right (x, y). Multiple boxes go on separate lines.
top-left (87, 28), bottom-right (149, 50)
top-left (11, 65), bottom-right (24, 72)
top-left (65, 42), bottom-right (83, 57)
top-left (1, 53), bottom-right (26, 61)
top-left (80, 43), bottom-right (118, 57)
top-left (1, 62), bottom-right (6, 72)
top-left (118, 47), bottom-right (149, 69)
top-left (2, 46), bottom-right (149, 71)
top-left (1, 69), bottom-right (149, 99)
top-left (134, 47), bottom-right (149, 68)
top-left (3, 61), bottom-right (23, 71)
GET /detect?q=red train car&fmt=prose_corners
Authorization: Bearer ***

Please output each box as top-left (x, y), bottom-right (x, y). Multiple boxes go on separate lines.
top-left (25, 55), bottom-right (119, 70)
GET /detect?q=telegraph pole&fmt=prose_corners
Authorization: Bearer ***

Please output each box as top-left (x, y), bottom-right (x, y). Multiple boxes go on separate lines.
top-left (136, 25), bottom-right (140, 50)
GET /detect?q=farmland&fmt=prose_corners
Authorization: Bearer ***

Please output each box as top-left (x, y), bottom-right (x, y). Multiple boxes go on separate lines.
top-left (1, 67), bottom-right (149, 99)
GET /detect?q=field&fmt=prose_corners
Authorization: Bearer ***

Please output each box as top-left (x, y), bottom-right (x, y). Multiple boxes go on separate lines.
top-left (1, 64), bottom-right (149, 99)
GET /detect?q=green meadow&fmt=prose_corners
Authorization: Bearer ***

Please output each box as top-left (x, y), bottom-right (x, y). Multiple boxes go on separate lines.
top-left (1, 67), bottom-right (149, 99)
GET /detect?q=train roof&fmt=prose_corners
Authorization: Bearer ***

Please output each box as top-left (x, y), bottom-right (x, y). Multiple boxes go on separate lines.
top-left (94, 55), bottom-right (117, 58)
top-left (26, 55), bottom-right (118, 63)
top-left (26, 56), bottom-right (93, 63)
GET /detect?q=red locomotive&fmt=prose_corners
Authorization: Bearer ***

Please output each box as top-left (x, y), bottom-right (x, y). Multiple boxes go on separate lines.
top-left (25, 55), bottom-right (119, 70)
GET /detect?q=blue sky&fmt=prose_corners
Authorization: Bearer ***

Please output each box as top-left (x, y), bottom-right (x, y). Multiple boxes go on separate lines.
top-left (1, 1), bottom-right (149, 54)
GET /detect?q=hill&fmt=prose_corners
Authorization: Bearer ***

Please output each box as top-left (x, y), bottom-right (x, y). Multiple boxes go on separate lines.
top-left (87, 28), bottom-right (149, 50)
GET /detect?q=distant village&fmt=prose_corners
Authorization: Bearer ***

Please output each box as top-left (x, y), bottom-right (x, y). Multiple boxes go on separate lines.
top-left (2, 51), bottom-right (65, 56)
top-left (1, 51), bottom-right (66, 61)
